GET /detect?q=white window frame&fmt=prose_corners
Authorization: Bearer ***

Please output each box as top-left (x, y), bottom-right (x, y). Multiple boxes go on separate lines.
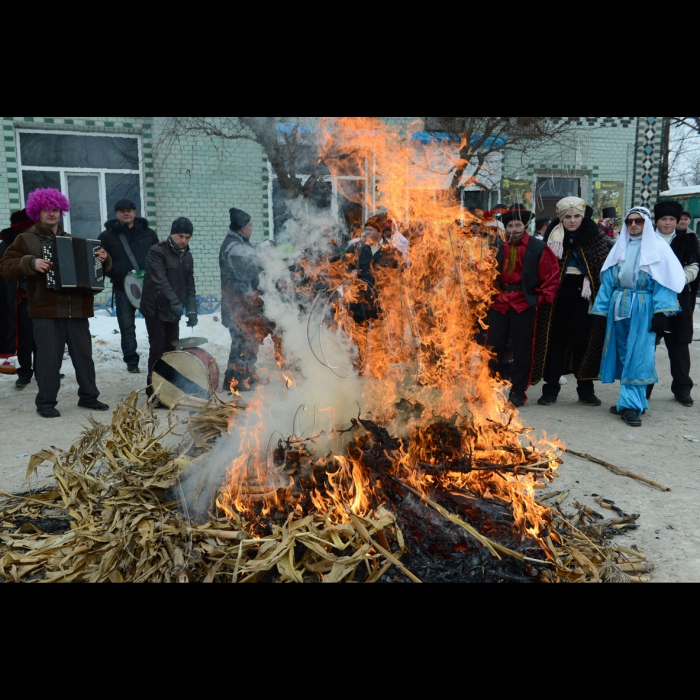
top-left (267, 161), bottom-right (370, 240)
top-left (16, 128), bottom-right (145, 233)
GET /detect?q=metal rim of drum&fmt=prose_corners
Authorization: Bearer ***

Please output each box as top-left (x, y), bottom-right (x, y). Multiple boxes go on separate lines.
top-left (151, 351), bottom-right (213, 408)
top-left (125, 272), bottom-right (143, 309)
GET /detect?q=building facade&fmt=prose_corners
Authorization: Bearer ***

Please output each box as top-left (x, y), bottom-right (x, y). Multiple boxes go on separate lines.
top-left (0, 116), bottom-right (665, 299)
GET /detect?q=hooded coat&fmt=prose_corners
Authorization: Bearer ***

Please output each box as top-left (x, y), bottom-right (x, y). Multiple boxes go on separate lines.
top-left (531, 217), bottom-right (611, 384)
top-left (98, 218), bottom-right (159, 290)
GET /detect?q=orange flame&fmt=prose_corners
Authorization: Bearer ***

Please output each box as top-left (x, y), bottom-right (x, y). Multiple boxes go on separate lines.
top-left (218, 117), bottom-right (563, 549)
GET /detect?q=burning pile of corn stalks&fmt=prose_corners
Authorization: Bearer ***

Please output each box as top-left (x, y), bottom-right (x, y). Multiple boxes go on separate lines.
top-left (0, 395), bottom-right (648, 584)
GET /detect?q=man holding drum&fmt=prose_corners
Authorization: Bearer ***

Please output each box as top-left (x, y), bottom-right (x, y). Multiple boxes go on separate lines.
top-left (141, 217), bottom-right (198, 402)
top-left (98, 199), bottom-right (158, 374)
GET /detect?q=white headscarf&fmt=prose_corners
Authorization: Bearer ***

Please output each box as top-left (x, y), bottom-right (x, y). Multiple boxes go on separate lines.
top-left (601, 207), bottom-right (686, 294)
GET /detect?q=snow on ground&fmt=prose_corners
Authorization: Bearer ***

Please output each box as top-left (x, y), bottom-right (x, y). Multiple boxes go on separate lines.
top-left (88, 311), bottom-right (233, 381)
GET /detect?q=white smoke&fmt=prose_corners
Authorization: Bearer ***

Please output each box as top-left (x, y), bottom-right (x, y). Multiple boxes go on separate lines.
top-left (182, 199), bottom-right (369, 514)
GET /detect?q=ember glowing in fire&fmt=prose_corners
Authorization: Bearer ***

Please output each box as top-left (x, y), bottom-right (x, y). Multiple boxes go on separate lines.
top-left (216, 117), bottom-right (564, 560)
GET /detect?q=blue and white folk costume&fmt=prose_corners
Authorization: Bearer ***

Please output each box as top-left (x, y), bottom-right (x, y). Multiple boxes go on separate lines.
top-left (590, 207), bottom-right (686, 414)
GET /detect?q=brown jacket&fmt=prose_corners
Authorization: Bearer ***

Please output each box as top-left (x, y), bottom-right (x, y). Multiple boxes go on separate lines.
top-left (0, 223), bottom-right (112, 319)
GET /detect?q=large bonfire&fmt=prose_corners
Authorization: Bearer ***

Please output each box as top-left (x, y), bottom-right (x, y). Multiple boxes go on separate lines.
top-left (0, 118), bottom-right (648, 583)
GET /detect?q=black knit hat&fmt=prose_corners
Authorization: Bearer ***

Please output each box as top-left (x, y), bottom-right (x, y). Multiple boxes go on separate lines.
top-left (655, 201), bottom-right (683, 223)
top-left (114, 199), bottom-right (137, 212)
top-left (501, 204), bottom-right (535, 227)
top-left (171, 217), bottom-right (194, 236)
top-left (230, 207), bottom-right (251, 232)
top-left (10, 209), bottom-right (32, 227)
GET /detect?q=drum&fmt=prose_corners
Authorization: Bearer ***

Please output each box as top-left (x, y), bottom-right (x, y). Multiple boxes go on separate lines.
top-left (152, 348), bottom-right (220, 408)
top-left (124, 271), bottom-right (144, 309)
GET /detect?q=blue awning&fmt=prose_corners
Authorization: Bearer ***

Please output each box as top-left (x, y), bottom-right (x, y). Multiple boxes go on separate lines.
top-left (411, 131), bottom-right (507, 149)
top-left (276, 123), bottom-right (508, 150)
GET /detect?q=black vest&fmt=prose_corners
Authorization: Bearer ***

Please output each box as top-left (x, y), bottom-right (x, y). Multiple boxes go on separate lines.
top-left (496, 236), bottom-right (547, 308)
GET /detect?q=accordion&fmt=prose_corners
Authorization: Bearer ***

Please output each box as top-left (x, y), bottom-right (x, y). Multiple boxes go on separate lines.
top-left (43, 237), bottom-right (105, 292)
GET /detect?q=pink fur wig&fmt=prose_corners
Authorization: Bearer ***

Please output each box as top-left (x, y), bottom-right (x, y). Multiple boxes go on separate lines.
top-left (25, 188), bottom-right (71, 222)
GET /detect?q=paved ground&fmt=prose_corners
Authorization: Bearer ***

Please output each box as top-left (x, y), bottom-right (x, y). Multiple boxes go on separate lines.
top-left (1, 329), bottom-right (698, 583)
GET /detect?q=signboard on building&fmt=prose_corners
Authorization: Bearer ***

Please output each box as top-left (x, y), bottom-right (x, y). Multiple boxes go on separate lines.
top-left (502, 179), bottom-right (532, 208)
top-left (594, 181), bottom-right (626, 219)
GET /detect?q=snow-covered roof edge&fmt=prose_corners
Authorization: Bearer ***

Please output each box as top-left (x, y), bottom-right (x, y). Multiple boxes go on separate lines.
top-left (660, 185), bottom-right (700, 197)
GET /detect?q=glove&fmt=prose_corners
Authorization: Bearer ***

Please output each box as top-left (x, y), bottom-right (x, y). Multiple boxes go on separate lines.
top-left (650, 313), bottom-right (668, 336)
top-left (591, 315), bottom-right (607, 332)
top-left (171, 305), bottom-right (184, 319)
top-left (187, 313), bottom-right (199, 328)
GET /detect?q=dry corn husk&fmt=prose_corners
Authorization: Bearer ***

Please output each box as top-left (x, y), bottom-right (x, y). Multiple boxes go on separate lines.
top-left (0, 394), bottom-right (647, 584)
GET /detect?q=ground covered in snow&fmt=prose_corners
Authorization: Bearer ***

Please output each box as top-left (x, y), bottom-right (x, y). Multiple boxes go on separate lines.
top-left (1, 310), bottom-right (699, 583)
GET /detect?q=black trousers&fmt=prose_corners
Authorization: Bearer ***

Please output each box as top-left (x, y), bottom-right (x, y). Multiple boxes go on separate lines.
top-left (16, 298), bottom-right (36, 383)
top-left (487, 306), bottom-right (536, 399)
top-left (33, 318), bottom-right (99, 409)
top-left (542, 275), bottom-right (595, 398)
top-left (145, 316), bottom-right (180, 397)
top-left (660, 334), bottom-right (693, 397)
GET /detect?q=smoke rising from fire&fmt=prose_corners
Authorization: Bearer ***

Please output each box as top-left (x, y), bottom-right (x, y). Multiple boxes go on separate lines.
top-left (183, 118), bottom-right (561, 546)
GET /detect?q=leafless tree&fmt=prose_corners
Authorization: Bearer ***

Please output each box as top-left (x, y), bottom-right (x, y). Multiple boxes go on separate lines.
top-left (427, 117), bottom-right (580, 198)
top-left (669, 119), bottom-right (700, 188)
top-left (156, 117), bottom-right (330, 200)
top-left (157, 117), bottom-right (582, 205)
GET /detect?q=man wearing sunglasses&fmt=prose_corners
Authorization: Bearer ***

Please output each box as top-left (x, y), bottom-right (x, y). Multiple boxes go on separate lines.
top-left (591, 208), bottom-right (685, 427)
top-left (652, 201), bottom-right (700, 408)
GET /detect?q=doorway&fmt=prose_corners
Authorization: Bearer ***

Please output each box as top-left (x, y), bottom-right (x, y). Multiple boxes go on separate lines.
top-left (536, 177), bottom-right (581, 220)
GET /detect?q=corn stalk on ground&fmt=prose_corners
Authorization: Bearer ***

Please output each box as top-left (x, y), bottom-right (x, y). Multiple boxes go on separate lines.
top-left (0, 393), bottom-right (649, 583)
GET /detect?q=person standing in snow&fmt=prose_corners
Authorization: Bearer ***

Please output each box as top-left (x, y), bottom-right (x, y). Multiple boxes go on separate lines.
top-left (98, 199), bottom-right (158, 374)
top-left (0, 189), bottom-right (111, 418)
top-left (0, 210), bottom-right (36, 387)
top-left (141, 217), bottom-right (198, 400)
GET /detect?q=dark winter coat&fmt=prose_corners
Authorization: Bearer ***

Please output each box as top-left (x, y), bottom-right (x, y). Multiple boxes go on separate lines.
top-left (532, 217), bottom-right (611, 384)
top-left (668, 231), bottom-right (700, 344)
top-left (219, 230), bottom-right (263, 330)
top-left (140, 239), bottom-right (197, 323)
top-left (343, 237), bottom-right (403, 320)
top-left (0, 223), bottom-right (112, 320)
top-left (0, 230), bottom-right (18, 356)
top-left (98, 218), bottom-right (159, 290)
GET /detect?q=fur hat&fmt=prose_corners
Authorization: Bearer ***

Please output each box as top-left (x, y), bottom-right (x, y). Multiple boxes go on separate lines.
top-left (230, 207), bottom-right (251, 232)
top-left (501, 205), bottom-right (535, 227)
top-left (25, 188), bottom-right (70, 222)
top-left (654, 201), bottom-right (683, 223)
top-left (170, 217), bottom-right (194, 236)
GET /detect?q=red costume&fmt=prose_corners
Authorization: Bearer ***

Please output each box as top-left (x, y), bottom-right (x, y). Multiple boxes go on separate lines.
top-left (486, 207), bottom-right (560, 407)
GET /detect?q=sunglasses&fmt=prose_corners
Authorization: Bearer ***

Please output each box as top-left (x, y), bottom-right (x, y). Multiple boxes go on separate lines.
top-left (625, 218), bottom-right (645, 227)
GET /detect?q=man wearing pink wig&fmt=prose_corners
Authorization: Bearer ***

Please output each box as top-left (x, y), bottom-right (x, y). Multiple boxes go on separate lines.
top-left (0, 188), bottom-right (111, 418)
